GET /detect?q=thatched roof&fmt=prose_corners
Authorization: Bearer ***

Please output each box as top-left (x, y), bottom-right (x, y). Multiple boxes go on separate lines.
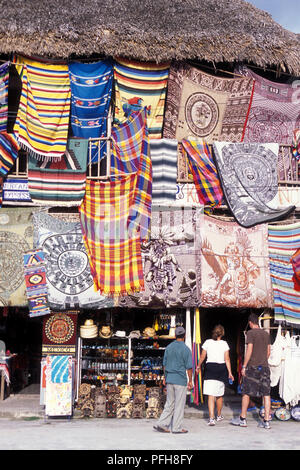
top-left (1, 0), bottom-right (300, 74)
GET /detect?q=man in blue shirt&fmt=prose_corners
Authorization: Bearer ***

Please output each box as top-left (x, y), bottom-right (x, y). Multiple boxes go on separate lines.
top-left (154, 326), bottom-right (193, 434)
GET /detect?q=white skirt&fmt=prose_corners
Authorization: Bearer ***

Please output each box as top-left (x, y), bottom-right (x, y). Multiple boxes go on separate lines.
top-left (203, 379), bottom-right (225, 397)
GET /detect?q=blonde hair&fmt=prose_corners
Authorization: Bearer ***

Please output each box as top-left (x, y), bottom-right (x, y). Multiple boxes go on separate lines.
top-left (212, 324), bottom-right (224, 341)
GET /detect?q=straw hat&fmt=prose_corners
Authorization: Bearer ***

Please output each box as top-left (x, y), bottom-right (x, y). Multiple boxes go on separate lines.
top-left (80, 319), bottom-right (98, 338)
top-left (142, 327), bottom-right (156, 338)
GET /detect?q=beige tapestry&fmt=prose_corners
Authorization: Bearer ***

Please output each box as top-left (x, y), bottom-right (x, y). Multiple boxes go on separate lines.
top-left (200, 216), bottom-right (273, 308)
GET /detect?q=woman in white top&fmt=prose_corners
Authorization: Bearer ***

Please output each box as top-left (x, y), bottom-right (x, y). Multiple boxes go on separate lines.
top-left (197, 325), bottom-right (234, 426)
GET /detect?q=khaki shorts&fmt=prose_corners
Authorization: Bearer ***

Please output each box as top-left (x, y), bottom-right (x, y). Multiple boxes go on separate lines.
top-left (242, 366), bottom-right (270, 397)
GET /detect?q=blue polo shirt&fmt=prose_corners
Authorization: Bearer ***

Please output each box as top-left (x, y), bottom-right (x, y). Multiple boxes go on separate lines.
top-left (163, 340), bottom-right (193, 386)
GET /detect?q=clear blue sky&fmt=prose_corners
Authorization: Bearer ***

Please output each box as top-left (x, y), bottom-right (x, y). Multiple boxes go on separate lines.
top-left (247, 0), bottom-right (300, 33)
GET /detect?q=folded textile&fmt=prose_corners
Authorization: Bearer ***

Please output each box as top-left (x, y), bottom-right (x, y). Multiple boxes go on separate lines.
top-left (23, 249), bottom-right (50, 318)
top-left (79, 175), bottom-right (145, 296)
top-left (200, 215), bottom-right (273, 308)
top-left (0, 62), bottom-right (9, 132)
top-left (13, 55), bottom-right (71, 160)
top-left (237, 65), bottom-right (300, 145)
top-left (150, 139), bottom-right (178, 205)
top-left (111, 109), bottom-right (152, 240)
top-left (268, 222), bottom-right (300, 326)
top-left (113, 57), bottom-right (170, 139)
top-left (182, 139), bottom-right (223, 209)
top-left (213, 142), bottom-right (295, 228)
top-left (2, 177), bottom-right (32, 205)
top-left (28, 138), bottom-right (88, 206)
top-left (163, 62), bottom-right (254, 180)
top-left (68, 60), bottom-right (113, 163)
top-left (0, 132), bottom-right (20, 206)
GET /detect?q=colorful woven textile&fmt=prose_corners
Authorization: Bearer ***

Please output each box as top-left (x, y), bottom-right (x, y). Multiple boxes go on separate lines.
top-left (200, 216), bottom-right (273, 308)
top-left (268, 222), bottom-right (300, 326)
top-left (237, 65), bottom-right (300, 145)
top-left (13, 55), bottom-right (71, 160)
top-left (28, 138), bottom-right (88, 206)
top-left (292, 129), bottom-right (300, 161)
top-left (182, 139), bottom-right (223, 209)
top-left (113, 57), bottom-right (170, 139)
top-left (0, 62), bottom-right (9, 132)
top-left (150, 139), bottom-right (178, 205)
top-left (291, 248), bottom-right (300, 291)
top-left (23, 249), bottom-right (50, 318)
top-left (163, 62), bottom-right (254, 180)
top-left (111, 109), bottom-right (152, 240)
top-left (213, 142), bottom-right (295, 228)
top-left (68, 60), bottom-right (113, 163)
top-left (2, 178), bottom-right (32, 205)
top-left (79, 175), bottom-right (145, 296)
top-left (0, 132), bottom-right (20, 206)
top-left (42, 311), bottom-right (78, 356)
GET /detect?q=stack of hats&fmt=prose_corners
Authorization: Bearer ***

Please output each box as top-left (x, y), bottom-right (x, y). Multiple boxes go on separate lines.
top-left (146, 387), bottom-right (163, 419)
top-left (80, 320), bottom-right (98, 338)
top-left (76, 383), bottom-right (95, 418)
top-left (132, 384), bottom-right (146, 419)
top-left (93, 387), bottom-right (107, 418)
top-left (106, 385), bottom-right (120, 418)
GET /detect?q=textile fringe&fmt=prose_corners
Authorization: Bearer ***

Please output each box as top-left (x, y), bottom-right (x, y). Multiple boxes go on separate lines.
top-left (19, 142), bottom-right (63, 162)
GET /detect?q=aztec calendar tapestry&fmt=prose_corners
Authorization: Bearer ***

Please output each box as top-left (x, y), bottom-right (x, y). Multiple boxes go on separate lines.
top-left (33, 211), bottom-right (114, 310)
top-left (42, 311), bottom-right (78, 356)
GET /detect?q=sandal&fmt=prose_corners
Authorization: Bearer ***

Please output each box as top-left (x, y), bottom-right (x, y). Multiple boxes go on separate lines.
top-left (153, 425), bottom-right (170, 433)
top-left (172, 429), bottom-right (188, 434)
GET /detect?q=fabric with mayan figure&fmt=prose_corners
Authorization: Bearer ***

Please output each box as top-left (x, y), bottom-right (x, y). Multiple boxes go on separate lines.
top-left (200, 216), bottom-right (273, 309)
top-left (0, 207), bottom-right (34, 307)
top-left (32, 211), bottom-right (114, 310)
top-left (68, 60), bottom-right (113, 164)
top-left (150, 139), bottom-right (178, 205)
top-left (0, 62), bottom-right (9, 132)
top-left (45, 355), bottom-right (73, 416)
top-left (163, 62), bottom-right (254, 180)
top-left (268, 222), bottom-right (300, 326)
top-left (28, 138), bottom-right (88, 206)
top-left (111, 109), bottom-right (152, 241)
top-left (23, 249), bottom-right (50, 318)
top-left (42, 311), bottom-right (78, 356)
top-left (237, 65), bottom-right (300, 145)
top-left (13, 55), bottom-right (71, 160)
top-left (115, 208), bottom-right (202, 309)
top-left (0, 132), bottom-right (20, 206)
top-left (212, 142), bottom-right (295, 228)
top-left (79, 175), bottom-right (145, 297)
top-left (113, 58), bottom-right (170, 139)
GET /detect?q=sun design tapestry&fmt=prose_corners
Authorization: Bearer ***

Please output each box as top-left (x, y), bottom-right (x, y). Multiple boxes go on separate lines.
top-left (0, 207), bottom-right (34, 307)
top-left (28, 138), bottom-right (89, 206)
top-left (163, 62), bottom-right (254, 180)
top-left (45, 355), bottom-right (73, 416)
top-left (237, 65), bottom-right (300, 145)
top-left (42, 312), bottom-right (78, 356)
top-left (23, 249), bottom-right (50, 318)
top-left (268, 222), bottom-right (300, 327)
top-left (13, 55), bottom-right (71, 160)
top-left (113, 58), bottom-right (170, 139)
top-left (68, 60), bottom-right (113, 163)
top-left (213, 142), bottom-right (295, 228)
top-left (200, 216), bottom-right (273, 309)
top-left (0, 62), bottom-right (9, 132)
top-left (33, 211), bottom-right (114, 310)
top-left (115, 208), bottom-right (203, 309)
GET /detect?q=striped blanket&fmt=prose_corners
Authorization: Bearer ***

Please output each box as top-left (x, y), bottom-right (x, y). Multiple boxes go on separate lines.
top-left (79, 175), bottom-right (145, 296)
top-left (68, 60), bottom-right (113, 163)
top-left (0, 132), bottom-right (20, 206)
top-left (28, 138), bottom-right (88, 206)
top-left (268, 222), bottom-right (300, 326)
top-left (150, 139), bottom-right (178, 205)
top-left (0, 62), bottom-right (9, 132)
top-left (113, 57), bottom-right (170, 139)
top-left (13, 55), bottom-right (71, 160)
top-left (182, 139), bottom-right (223, 209)
top-left (111, 109), bottom-right (152, 241)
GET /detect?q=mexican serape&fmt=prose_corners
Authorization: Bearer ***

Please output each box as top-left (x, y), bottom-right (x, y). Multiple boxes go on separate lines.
top-left (13, 55), bottom-right (71, 160)
top-left (0, 132), bottom-right (20, 206)
top-left (0, 62), bottom-right (9, 132)
top-left (150, 139), bottom-right (178, 205)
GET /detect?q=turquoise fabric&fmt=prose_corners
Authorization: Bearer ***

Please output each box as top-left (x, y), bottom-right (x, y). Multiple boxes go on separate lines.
top-left (163, 340), bottom-right (193, 386)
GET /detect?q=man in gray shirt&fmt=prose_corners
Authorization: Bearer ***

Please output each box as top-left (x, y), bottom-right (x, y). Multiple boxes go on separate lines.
top-left (154, 326), bottom-right (193, 434)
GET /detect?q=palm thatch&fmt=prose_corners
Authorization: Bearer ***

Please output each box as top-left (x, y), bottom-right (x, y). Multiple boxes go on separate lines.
top-left (0, 0), bottom-right (300, 74)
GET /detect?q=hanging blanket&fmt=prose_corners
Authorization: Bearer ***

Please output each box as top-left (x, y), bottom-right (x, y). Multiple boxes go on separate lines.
top-left (111, 109), bottom-right (152, 241)
top-left (45, 355), bottom-right (72, 417)
top-left (68, 60), bottom-right (113, 163)
top-left (115, 208), bottom-right (203, 308)
top-left (13, 55), bottom-right (71, 160)
top-left (200, 216), bottom-right (273, 308)
top-left (33, 211), bottom-right (114, 310)
top-left (0, 132), bottom-right (20, 206)
top-left (23, 249), bottom-right (51, 318)
top-left (213, 142), bottom-right (295, 228)
top-left (28, 138), bottom-right (88, 206)
top-left (291, 248), bottom-right (300, 291)
top-left (0, 207), bottom-right (34, 307)
top-left (150, 139), bottom-right (178, 206)
top-left (113, 57), bottom-right (170, 139)
top-left (42, 312), bottom-right (78, 356)
top-left (163, 62), bottom-right (254, 180)
top-left (268, 222), bottom-right (300, 326)
top-left (79, 175), bottom-right (145, 296)
top-left (237, 65), bottom-right (300, 144)
top-left (182, 139), bottom-right (223, 209)
top-left (0, 62), bottom-right (9, 132)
